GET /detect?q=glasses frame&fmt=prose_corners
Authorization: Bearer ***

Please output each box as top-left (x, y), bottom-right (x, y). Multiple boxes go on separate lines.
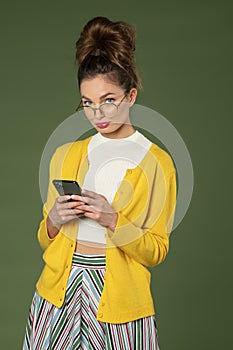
top-left (75, 94), bottom-right (128, 118)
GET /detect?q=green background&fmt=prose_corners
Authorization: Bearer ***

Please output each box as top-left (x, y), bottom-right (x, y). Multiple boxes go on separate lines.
top-left (0, 0), bottom-right (232, 348)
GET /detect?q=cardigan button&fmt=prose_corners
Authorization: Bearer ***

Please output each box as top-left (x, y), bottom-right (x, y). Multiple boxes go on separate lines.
top-left (98, 313), bottom-right (103, 318)
top-left (101, 302), bottom-right (105, 306)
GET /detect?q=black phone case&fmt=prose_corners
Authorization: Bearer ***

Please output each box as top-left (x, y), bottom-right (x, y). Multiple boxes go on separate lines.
top-left (52, 180), bottom-right (82, 201)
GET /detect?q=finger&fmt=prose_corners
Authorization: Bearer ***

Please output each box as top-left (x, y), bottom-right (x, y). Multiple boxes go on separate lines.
top-left (59, 208), bottom-right (85, 216)
top-left (57, 195), bottom-right (75, 203)
top-left (82, 211), bottom-right (101, 220)
top-left (68, 200), bottom-right (85, 208)
top-left (64, 213), bottom-right (84, 221)
top-left (56, 213), bottom-right (83, 224)
top-left (70, 194), bottom-right (85, 201)
top-left (77, 196), bottom-right (95, 206)
top-left (78, 203), bottom-right (95, 212)
top-left (75, 213), bottom-right (85, 218)
top-left (57, 195), bottom-right (85, 204)
top-left (72, 206), bottom-right (85, 213)
top-left (81, 189), bottom-right (98, 199)
top-left (99, 194), bottom-right (108, 201)
top-left (57, 200), bottom-right (84, 210)
top-left (78, 190), bottom-right (107, 205)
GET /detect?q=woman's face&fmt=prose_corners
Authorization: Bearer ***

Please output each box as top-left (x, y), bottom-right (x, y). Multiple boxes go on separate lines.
top-left (79, 75), bottom-right (137, 138)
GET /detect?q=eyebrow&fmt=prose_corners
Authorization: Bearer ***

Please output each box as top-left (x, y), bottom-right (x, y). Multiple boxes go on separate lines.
top-left (81, 92), bottom-right (116, 101)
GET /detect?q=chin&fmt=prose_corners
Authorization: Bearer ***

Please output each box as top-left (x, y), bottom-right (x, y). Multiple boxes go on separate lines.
top-left (100, 126), bottom-right (119, 134)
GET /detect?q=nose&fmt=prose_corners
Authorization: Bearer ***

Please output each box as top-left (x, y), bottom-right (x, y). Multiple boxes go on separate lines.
top-left (95, 108), bottom-right (105, 120)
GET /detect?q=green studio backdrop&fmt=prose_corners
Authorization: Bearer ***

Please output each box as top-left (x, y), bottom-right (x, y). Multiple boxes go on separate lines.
top-left (0, 0), bottom-right (232, 349)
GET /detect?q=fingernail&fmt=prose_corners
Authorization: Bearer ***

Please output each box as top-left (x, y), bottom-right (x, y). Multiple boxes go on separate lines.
top-left (66, 195), bottom-right (71, 199)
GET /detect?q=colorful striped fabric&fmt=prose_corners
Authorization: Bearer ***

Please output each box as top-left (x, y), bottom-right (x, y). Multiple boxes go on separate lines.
top-left (23, 252), bottom-right (160, 349)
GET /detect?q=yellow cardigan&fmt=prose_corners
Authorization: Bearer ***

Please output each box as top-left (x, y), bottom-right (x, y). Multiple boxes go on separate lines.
top-left (36, 134), bottom-right (177, 324)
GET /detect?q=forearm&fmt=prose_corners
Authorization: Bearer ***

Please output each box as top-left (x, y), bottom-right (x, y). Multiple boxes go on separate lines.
top-left (46, 216), bottom-right (61, 239)
top-left (107, 211), bottom-right (169, 267)
top-left (37, 205), bottom-right (59, 250)
top-left (107, 170), bottom-right (176, 267)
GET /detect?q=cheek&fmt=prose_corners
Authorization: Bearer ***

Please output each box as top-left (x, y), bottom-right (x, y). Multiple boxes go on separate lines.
top-left (83, 110), bottom-right (94, 122)
top-left (114, 106), bottom-right (130, 123)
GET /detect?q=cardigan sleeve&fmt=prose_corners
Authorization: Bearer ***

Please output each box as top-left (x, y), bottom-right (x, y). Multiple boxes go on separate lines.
top-left (107, 166), bottom-right (177, 268)
top-left (37, 148), bottom-right (60, 250)
top-left (36, 139), bottom-right (90, 250)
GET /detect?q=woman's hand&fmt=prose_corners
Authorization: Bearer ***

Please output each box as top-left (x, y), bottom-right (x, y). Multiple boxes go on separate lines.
top-left (70, 189), bottom-right (118, 232)
top-left (48, 195), bottom-right (86, 229)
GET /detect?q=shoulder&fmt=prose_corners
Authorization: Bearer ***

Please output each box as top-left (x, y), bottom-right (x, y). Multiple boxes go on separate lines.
top-left (137, 130), bottom-right (176, 175)
top-left (52, 136), bottom-right (92, 161)
top-left (149, 142), bottom-right (176, 175)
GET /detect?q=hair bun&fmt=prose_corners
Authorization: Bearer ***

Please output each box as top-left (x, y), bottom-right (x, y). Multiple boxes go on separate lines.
top-left (75, 16), bottom-right (142, 91)
top-left (75, 16), bottom-right (136, 70)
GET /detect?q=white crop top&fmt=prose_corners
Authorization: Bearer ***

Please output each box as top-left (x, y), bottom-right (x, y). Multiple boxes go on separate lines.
top-left (77, 130), bottom-right (152, 244)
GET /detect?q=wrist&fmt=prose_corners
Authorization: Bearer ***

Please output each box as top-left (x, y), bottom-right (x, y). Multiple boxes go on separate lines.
top-left (108, 212), bottom-right (118, 232)
top-left (46, 216), bottom-right (61, 238)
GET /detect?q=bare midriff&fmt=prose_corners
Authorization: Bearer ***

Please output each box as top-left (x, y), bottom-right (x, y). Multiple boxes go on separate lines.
top-left (75, 239), bottom-right (106, 254)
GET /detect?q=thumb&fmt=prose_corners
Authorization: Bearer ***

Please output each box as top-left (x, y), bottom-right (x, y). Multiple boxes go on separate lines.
top-left (99, 194), bottom-right (108, 201)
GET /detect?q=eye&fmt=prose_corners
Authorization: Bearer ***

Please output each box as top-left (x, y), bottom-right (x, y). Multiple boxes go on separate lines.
top-left (83, 100), bottom-right (93, 107)
top-left (105, 98), bottom-right (115, 104)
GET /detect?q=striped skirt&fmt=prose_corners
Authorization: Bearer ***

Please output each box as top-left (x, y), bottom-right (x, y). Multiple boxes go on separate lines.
top-left (23, 252), bottom-right (160, 349)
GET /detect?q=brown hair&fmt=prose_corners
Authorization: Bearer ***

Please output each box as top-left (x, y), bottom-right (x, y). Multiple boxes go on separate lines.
top-left (75, 16), bottom-right (142, 93)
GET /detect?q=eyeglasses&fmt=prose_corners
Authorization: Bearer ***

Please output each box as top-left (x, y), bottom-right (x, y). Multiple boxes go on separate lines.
top-left (75, 94), bottom-right (127, 119)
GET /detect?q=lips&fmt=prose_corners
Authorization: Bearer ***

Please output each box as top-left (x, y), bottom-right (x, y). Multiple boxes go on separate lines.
top-left (96, 122), bottom-right (110, 129)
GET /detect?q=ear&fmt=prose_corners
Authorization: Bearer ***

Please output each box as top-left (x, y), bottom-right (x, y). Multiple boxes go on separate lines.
top-left (128, 88), bottom-right (137, 106)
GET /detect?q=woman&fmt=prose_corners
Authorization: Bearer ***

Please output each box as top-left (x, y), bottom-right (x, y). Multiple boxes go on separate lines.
top-left (23, 16), bottom-right (177, 349)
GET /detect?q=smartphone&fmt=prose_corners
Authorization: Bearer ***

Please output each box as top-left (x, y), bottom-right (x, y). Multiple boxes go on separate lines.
top-left (52, 179), bottom-right (83, 202)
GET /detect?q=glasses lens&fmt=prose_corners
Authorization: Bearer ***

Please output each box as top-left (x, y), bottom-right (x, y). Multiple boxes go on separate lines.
top-left (100, 103), bottom-right (117, 118)
top-left (83, 107), bottom-right (95, 119)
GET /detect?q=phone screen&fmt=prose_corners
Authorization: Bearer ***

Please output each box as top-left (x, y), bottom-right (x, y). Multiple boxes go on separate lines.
top-left (52, 180), bottom-right (82, 201)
